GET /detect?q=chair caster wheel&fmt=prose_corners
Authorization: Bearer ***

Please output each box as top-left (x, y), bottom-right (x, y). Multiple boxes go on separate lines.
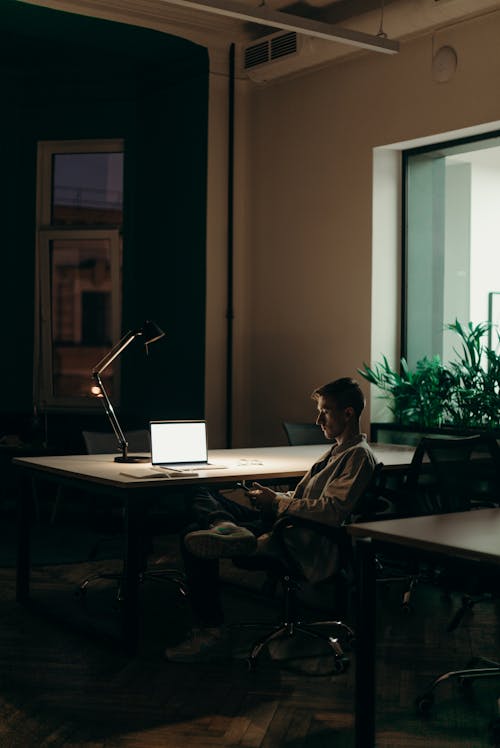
top-left (415, 692), bottom-right (434, 715)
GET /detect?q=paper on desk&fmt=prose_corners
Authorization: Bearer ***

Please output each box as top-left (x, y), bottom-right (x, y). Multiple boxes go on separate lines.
top-left (120, 469), bottom-right (199, 478)
top-left (120, 469), bottom-right (167, 478)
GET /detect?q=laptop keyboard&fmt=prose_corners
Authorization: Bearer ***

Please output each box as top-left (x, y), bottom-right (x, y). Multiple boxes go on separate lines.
top-left (156, 463), bottom-right (225, 471)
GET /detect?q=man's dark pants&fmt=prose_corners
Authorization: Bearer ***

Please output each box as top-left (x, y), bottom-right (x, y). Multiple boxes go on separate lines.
top-left (182, 488), bottom-right (267, 626)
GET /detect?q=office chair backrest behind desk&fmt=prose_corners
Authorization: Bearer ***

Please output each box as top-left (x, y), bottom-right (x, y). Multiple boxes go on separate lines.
top-left (283, 422), bottom-right (330, 446)
top-left (404, 433), bottom-right (500, 515)
top-left (82, 429), bottom-right (150, 456)
top-left (391, 433), bottom-right (500, 613)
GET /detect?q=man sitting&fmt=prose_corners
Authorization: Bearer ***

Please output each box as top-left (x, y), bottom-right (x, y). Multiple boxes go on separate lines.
top-left (165, 377), bottom-right (377, 662)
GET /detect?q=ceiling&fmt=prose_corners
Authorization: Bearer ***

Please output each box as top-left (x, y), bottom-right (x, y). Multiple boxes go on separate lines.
top-left (21, 0), bottom-right (500, 60)
top-left (237, 0), bottom-right (500, 46)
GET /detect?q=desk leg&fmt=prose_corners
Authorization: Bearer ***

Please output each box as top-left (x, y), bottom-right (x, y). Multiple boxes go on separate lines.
top-left (355, 538), bottom-right (377, 748)
top-left (121, 500), bottom-right (144, 653)
top-left (16, 475), bottom-right (31, 603)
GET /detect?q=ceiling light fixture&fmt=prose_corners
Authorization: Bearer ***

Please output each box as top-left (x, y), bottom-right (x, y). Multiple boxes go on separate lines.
top-left (159, 0), bottom-right (399, 54)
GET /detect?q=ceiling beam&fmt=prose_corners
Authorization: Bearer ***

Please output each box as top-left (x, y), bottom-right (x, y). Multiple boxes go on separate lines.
top-left (158, 0), bottom-right (399, 53)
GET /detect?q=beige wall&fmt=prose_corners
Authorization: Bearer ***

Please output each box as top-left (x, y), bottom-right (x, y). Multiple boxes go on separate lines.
top-left (228, 11), bottom-right (500, 447)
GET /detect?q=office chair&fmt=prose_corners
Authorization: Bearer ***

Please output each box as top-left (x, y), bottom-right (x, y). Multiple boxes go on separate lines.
top-left (49, 430), bottom-right (152, 524)
top-left (403, 435), bottom-right (500, 715)
top-left (376, 434), bottom-right (500, 611)
top-left (232, 464), bottom-right (385, 672)
top-left (76, 429), bottom-right (187, 602)
top-left (282, 421), bottom-right (330, 446)
top-left (403, 433), bottom-right (500, 515)
top-left (82, 429), bottom-right (151, 456)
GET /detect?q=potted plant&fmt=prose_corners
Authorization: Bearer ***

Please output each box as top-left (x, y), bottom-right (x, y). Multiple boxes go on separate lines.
top-left (359, 320), bottom-right (500, 434)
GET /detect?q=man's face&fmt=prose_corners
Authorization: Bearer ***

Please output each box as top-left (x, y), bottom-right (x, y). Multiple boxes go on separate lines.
top-left (315, 395), bottom-right (352, 440)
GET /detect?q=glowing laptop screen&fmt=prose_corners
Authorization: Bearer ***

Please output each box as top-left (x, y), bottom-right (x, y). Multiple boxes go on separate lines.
top-left (150, 420), bottom-right (208, 466)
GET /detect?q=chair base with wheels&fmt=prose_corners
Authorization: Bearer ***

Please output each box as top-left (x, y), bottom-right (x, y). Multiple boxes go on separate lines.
top-left (76, 428), bottom-right (188, 605)
top-left (75, 508), bottom-right (190, 605)
top-left (231, 561), bottom-right (353, 672)
top-left (77, 566), bottom-right (188, 606)
top-left (231, 509), bottom-right (365, 672)
top-left (229, 463), bottom-right (387, 671)
top-left (416, 655), bottom-right (500, 715)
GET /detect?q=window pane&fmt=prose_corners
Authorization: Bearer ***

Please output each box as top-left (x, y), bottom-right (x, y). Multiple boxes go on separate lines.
top-left (50, 237), bottom-right (117, 399)
top-left (52, 152), bottom-right (123, 226)
top-left (406, 155), bottom-right (448, 366)
top-left (405, 137), bottom-right (500, 367)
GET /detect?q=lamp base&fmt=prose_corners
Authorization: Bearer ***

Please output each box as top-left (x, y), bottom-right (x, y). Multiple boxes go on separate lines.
top-left (114, 455), bottom-right (150, 463)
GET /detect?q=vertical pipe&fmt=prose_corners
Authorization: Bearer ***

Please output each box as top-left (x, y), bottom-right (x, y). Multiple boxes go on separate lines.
top-left (225, 43), bottom-right (235, 448)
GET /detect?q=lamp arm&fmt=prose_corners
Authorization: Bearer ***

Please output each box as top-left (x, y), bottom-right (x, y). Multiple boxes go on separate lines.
top-left (92, 329), bottom-right (140, 376)
top-left (91, 321), bottom-right (164, 463)
top-left (92, 372), bottom-right (129, 459)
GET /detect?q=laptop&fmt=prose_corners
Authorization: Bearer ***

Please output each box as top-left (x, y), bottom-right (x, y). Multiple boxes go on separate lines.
top-left (150, 420), bottom-right (223, 470)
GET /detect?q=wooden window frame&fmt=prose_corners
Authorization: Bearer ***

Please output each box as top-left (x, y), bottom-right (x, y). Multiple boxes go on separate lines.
top-left (35, 139), bottom-right (123, 410)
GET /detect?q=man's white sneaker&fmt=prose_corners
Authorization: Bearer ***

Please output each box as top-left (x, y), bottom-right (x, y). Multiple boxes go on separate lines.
top-left (164, 627), bottom-right (229, 663)
top-left (184, 521), bottom-right (257, 559)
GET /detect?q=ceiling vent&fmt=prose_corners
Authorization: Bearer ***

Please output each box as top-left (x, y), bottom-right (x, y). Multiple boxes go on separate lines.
top-left (244, 31), bottom-right (299, 69)
top-left (241, 30), bottom-right (340, 82)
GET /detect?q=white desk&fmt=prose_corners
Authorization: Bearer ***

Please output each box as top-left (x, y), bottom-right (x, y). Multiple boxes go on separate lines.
top-left (13, 445), bottom-right (329, 490)
top-left (13, 442), bottom-right (414, 488)
top-left (348, 509), bottom-right (500, 747)
top-left (13, 442), bottom-right (414, 651)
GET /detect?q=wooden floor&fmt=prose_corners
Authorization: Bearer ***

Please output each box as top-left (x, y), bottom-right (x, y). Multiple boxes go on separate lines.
top-left (1, 509), bottom-right (499, 748)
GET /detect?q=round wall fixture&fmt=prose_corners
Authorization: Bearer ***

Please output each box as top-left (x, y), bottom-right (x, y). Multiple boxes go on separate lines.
top-left (432, 45), bottom-right (458, 82)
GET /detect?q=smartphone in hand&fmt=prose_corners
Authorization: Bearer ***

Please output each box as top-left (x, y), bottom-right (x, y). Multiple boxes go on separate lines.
top-left (237, 480), bottom-right (253, 494)
top-left (237, 480), bottom-right (258, 504)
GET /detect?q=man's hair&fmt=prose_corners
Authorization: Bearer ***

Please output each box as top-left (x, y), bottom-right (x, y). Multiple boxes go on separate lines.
top-left (312, 377), bottom-right (365, 418)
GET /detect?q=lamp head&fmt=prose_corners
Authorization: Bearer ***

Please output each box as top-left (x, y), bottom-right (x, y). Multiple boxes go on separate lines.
top-left (138, 320), bottom-right (165, 346)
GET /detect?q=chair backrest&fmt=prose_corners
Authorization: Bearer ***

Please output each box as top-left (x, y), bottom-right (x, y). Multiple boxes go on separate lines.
top-left (82, 429), bottom-right (151, 455)
top-left (350, 462), bottom-right (388, 521)
top-left (282, 421), bottom-right (330, 446)
top-left (468, 434), bottom-right (500, 505)
top-left (405, 434), bottom-right (500, 514)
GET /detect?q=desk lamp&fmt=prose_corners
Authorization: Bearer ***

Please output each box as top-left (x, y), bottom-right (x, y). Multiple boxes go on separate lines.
top-left (91, 320), bottom-right (165, 463)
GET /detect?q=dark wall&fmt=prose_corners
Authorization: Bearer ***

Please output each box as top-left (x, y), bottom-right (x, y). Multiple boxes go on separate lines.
top-left (0, 2), bottom-right (209, 447)
top-left (122, 72), bottom-right (208, 421)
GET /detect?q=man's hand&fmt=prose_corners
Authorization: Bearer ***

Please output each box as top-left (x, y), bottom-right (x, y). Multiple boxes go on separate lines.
top-left (248, 482), bottom-right (277, 513)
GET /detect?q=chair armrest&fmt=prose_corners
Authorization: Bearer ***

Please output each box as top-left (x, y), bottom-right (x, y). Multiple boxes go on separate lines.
top-left (354, 492), bottom-right (397, 521)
